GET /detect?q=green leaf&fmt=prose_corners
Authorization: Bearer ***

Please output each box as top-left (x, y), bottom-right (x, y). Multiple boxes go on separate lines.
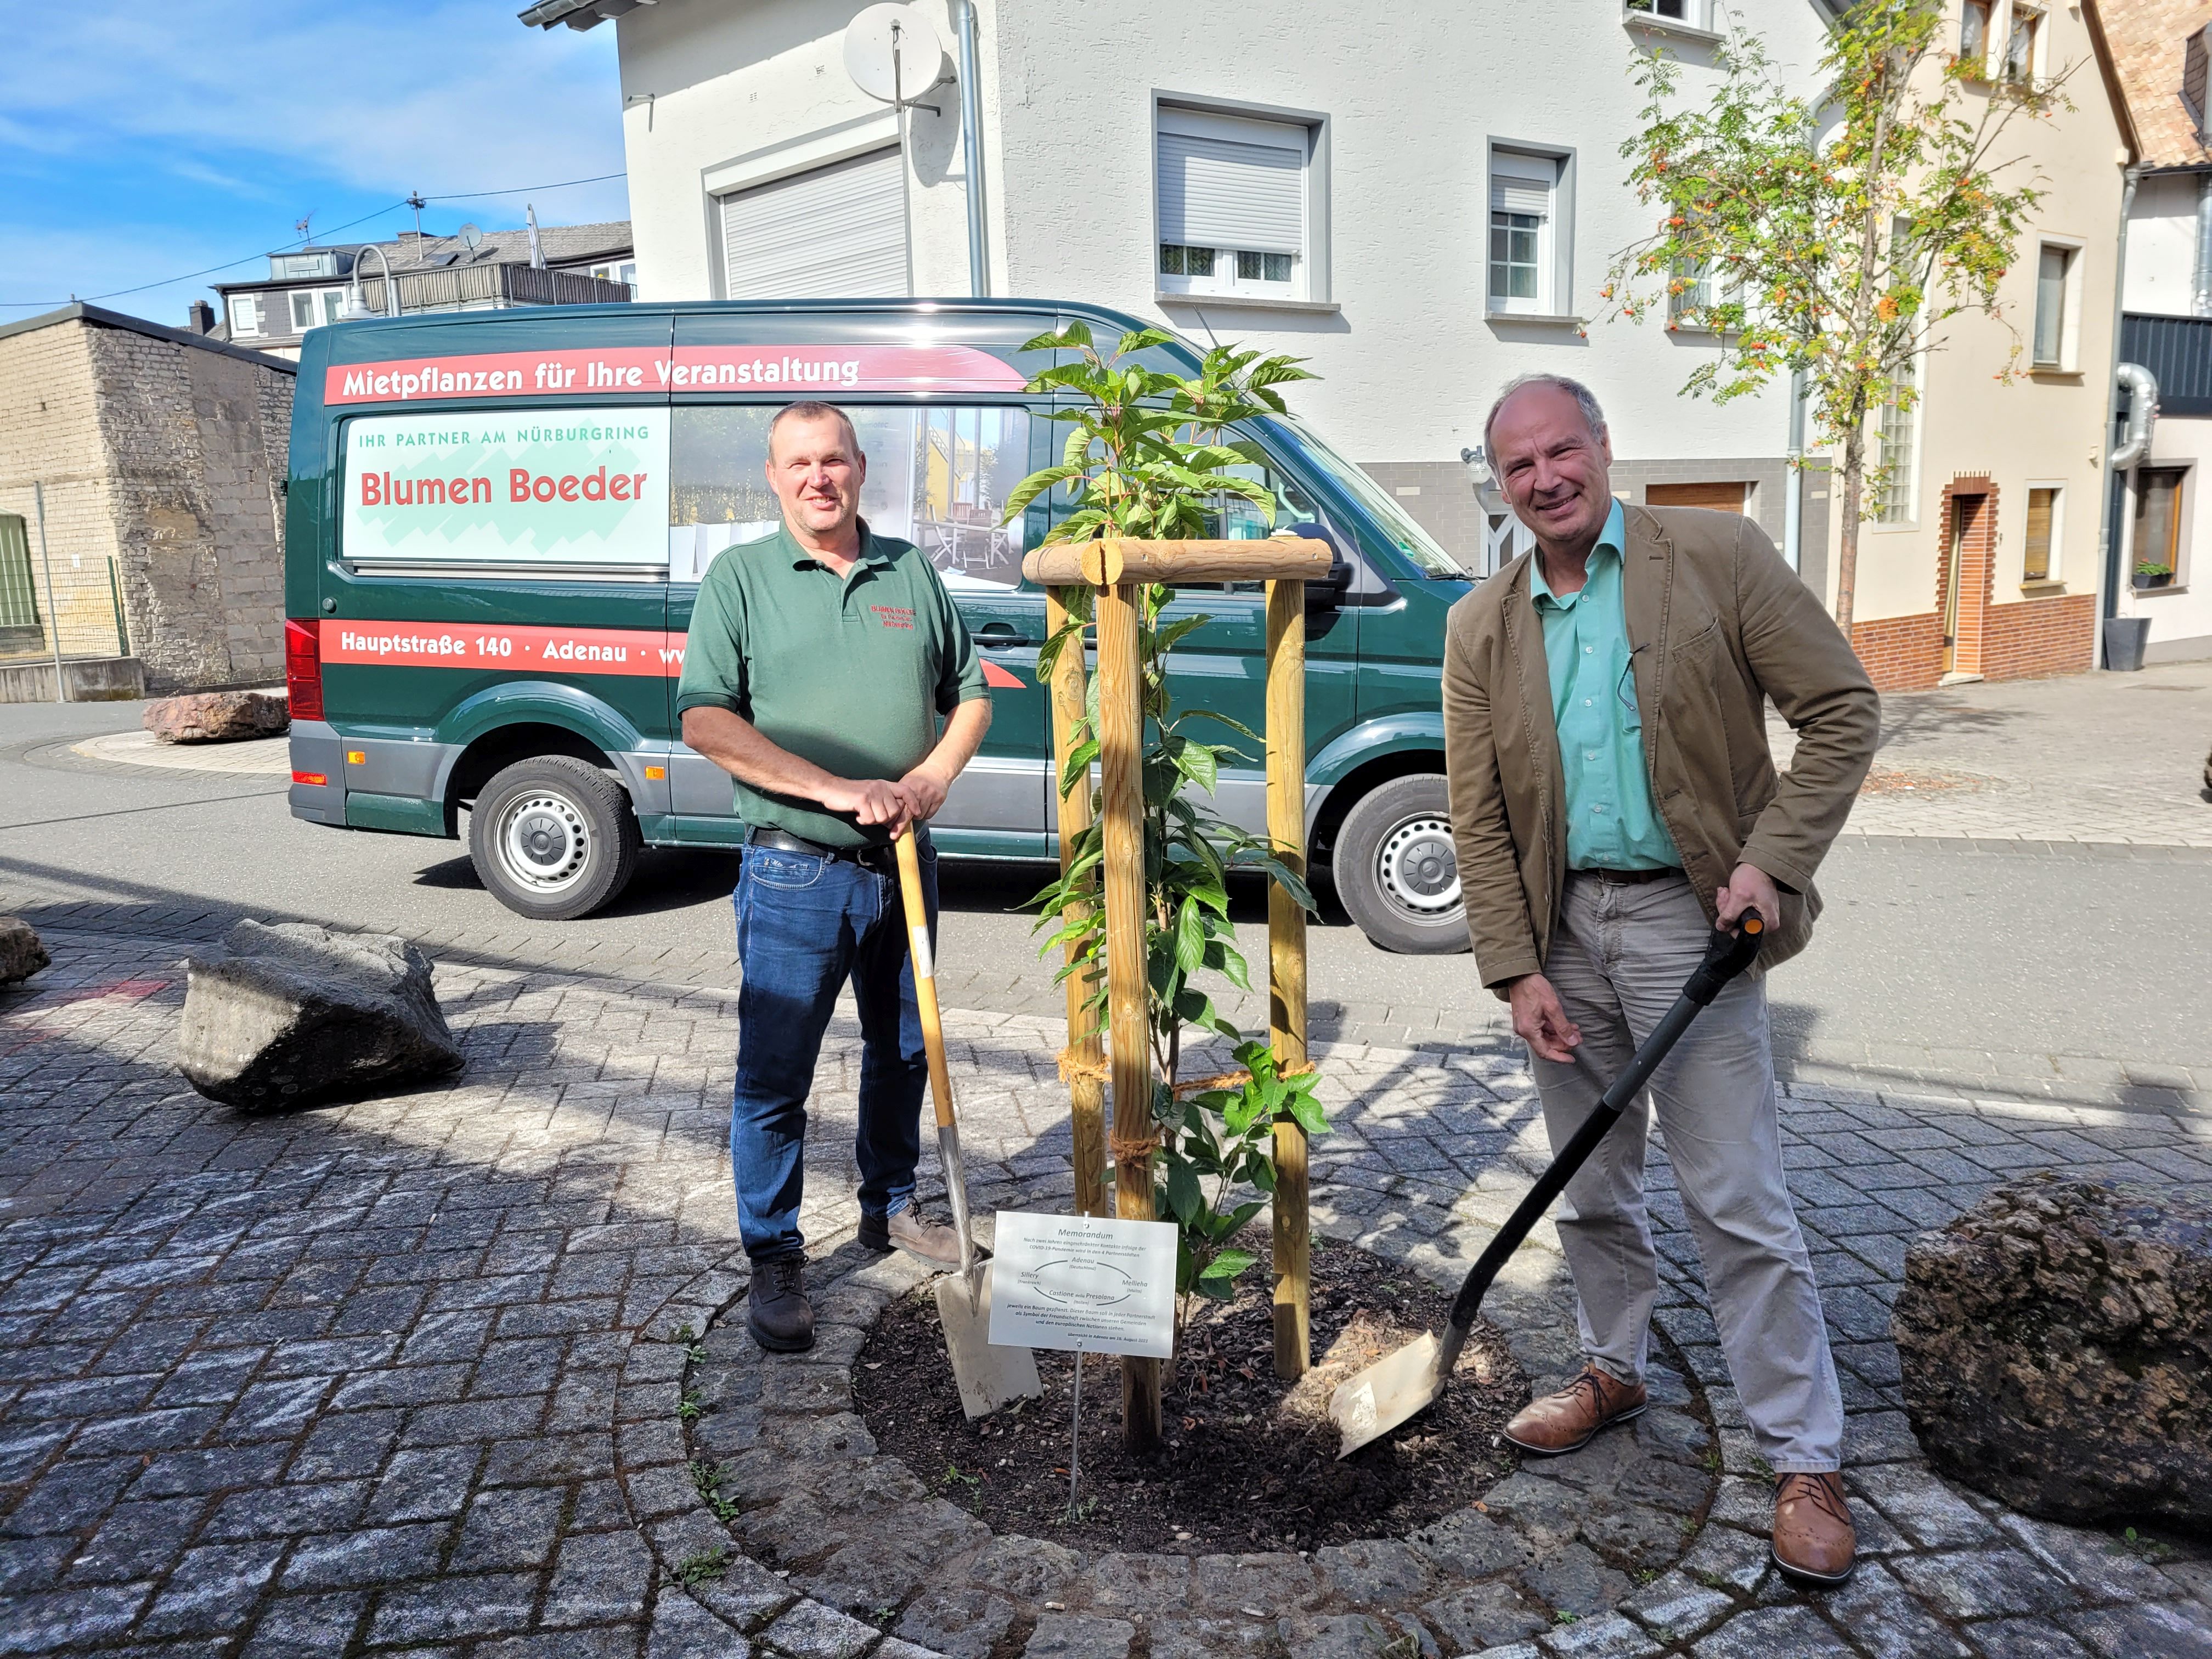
top-left (1173, 899), bottom-right (1205, 978)
top-left (1164, 1157), bottom-right (1203, 1224)
top-left (1284, 1090), bottom-right (1331, 1138)
top-left (1200, 1248), bottom-right (1258, 1282)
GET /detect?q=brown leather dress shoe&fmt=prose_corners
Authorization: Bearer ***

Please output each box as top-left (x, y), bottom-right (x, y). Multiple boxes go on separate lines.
top-left (1502, 1365), bottom-right (1648, 1455)
top-left (1771, 1472), bottom-right (1857, 1586)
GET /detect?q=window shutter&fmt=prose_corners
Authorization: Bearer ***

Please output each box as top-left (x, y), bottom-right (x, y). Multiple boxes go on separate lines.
top-left (1491, 153), bottom-right (1554, 218)
top-left (720, 147), bottom-right (908, 301)
top-left (1155, 115), bottom-right (1305, 254)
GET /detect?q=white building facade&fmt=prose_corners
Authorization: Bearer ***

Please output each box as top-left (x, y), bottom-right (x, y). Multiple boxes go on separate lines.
top-left (524, 0), bottom-right (1843, 576)
top-left (2108, 7), bottom-right (2212, 667)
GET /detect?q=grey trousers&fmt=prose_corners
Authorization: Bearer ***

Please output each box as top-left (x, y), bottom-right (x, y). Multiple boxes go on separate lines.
top-left (1529, 870), bottom-right (1844, 1472)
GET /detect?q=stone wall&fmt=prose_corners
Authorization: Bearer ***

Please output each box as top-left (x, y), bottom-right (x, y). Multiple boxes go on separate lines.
top-left (0, 309), bottom-right (295, 693)
top-left (80, 319), bottom-right (295, 691)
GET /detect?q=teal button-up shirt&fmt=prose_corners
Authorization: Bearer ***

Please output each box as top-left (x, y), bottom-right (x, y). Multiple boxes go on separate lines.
top-left (1529, 500), bottom-right (1682, 872)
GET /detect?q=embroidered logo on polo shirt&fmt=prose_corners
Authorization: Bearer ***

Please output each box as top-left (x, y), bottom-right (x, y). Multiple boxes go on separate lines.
top-left (870, 605), bottom-right (917, 630)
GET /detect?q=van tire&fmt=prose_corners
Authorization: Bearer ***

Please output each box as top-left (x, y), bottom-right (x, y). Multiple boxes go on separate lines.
top-left (469, 755), bottom-right (642, 922)
top-left (1332, 774), bottom-right (1469, 956)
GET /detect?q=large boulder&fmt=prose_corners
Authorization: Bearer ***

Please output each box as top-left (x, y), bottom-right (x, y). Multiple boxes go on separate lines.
top-left (144, 690), bottom-right (289, 744)
top-left (1893, 1173), bottom-right (2212, 1527)
top-left (0, 917), bottom-right (49, 984)
top-left (178, 920), bottom-right (463, 1109)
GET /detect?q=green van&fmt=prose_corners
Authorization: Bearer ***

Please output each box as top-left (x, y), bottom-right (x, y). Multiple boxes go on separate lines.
top-left (285, 298), bottom-right (1474, 953)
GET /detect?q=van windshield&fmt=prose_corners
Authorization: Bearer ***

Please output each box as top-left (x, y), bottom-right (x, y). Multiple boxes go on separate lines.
top-left (1267, 416), bottom-right (1470, 578)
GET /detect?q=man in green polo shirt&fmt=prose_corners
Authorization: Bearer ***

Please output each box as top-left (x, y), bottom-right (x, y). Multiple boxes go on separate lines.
top-left (678, 399), bottom-right (991, 1353)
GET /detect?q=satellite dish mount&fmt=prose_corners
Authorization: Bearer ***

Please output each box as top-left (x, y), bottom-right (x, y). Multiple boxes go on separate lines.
top-left (843, 4), bottom-right (951, 117)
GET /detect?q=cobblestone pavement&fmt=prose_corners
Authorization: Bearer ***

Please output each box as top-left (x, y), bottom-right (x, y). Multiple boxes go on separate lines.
top-left (2, 910), bottom-right (2209, 1657)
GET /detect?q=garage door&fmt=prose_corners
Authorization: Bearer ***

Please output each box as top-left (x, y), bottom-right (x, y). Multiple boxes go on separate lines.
top-left (720, 147), bottom-right (909, 300)
top-left (1645, 481), bottom-right (1747, 512)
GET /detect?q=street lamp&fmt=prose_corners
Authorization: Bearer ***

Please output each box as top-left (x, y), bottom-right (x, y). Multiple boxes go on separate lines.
top-left (343, 244), bottom-right (397, 321)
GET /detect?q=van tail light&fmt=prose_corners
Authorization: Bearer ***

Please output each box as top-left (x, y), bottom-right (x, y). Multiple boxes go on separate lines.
top-left (285, 619), bottom-right (324, 721)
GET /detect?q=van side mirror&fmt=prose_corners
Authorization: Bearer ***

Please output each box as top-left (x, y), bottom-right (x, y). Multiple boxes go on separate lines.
top-left (1283, 522), bottom-right (1354, 608)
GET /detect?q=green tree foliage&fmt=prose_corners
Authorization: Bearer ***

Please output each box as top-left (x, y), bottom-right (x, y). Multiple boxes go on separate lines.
top-left (1004, 324), bottom-right (1330, 1331)
top-left (1604, 0), bottom-right (2066, 630)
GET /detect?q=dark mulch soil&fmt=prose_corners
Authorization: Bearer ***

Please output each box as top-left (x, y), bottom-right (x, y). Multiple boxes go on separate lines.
top-left (853, 1232), bottom-right (1527, 1556)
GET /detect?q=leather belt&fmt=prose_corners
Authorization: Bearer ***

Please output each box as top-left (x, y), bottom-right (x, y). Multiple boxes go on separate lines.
top-left (1570, 866), bottom-right (1679, 886)
top-left (745, 826), bottom-right (898, 874)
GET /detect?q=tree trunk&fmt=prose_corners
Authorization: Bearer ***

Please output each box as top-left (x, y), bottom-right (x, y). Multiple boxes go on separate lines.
top-left (1834, 425), bottom-right (1865, 638)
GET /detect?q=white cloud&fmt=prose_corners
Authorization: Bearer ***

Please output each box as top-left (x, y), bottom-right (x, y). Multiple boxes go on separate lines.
top-left (1, 1), bottom-right (624, 206)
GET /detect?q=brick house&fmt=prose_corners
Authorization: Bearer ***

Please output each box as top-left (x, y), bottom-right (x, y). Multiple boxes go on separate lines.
top-left (1823, 1), bottom-right (2136, 692)
top-left (0, 304), bottom-right (296, 698)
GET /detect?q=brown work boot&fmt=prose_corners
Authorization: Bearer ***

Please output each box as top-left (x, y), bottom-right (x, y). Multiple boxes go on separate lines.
top-left (1771, 1472), bottom-right (1857, 1586)
top-left (857, 1205), bottom-right (983, 1267)
top-left (1502, 1364), bottom-right (1647, 1455)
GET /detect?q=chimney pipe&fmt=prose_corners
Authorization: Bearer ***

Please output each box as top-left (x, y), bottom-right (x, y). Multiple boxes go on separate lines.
top-left (185, 301), bottom-right (215, 336)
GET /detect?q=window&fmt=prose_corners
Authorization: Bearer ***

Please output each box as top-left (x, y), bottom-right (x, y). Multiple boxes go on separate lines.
top-left (289, 289), bottom-right (345, 333)
top-left (1874, 368), bottom-right (1919, 524)
top-left (2033, 243), bottom-right (2073, 367)
top-left (669, 404), bottom-right (1032, 588)
top-left (2023, 486), bottom-right (2059, 582)
top-left (2133, 467), bottom-right (2185, 587)
top-left (229, 295), bottom-right (261, 336)
top-left (0, 514), bottom-right (40, 634)
top-left (1624, 0), bottom-right (1707, 24)
top-left (590, 261), bottom-right (639, 296)
top-left (1960, 1), bottom-right (1993, 70)
top-left (1155, 105), bottom-right (1311, 300)
top-left (719, 148), bottom-right (907, 300)
top-left (1489, 149), bottom-right (1564, 315)
top-left (2005, 4), bottom-right (2043, 84)
top-left (1272, 414), bottom-right (1468, 577)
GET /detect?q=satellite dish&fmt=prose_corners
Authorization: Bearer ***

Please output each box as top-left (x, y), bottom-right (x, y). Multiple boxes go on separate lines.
top-left (459, 223), bottom-right (483, 251)
top-left (842, 3), bottom-right (950, 106)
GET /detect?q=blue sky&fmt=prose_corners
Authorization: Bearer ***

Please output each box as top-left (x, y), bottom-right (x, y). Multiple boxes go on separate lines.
top-left (0, 1), bottom-right (629, 329)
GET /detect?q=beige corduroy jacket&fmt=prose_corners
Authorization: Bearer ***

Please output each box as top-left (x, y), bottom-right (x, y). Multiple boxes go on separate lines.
top-left (1441, 504), bottom-right (1879, 994)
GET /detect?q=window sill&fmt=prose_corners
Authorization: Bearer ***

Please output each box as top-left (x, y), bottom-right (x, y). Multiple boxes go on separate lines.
top-left (2018, 579), bottom-right (2067, 593)
top-left (1622, 15), bottom-right (1722, 47)
top-left (1485, 311), bottom-right (1585, 328)
top-left (2028, 365), bottom-right (2082, 380)
top-left (1154, 291), bottom-right (1341, 315)
top-left (2131, 582), bottom-right (2189, 597)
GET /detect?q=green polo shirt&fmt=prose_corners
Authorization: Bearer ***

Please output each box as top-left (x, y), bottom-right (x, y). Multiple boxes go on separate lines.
top-left (675, 520), bottom-right (986, 848)
top-left (1530, 499), bottom-right (1681, 872)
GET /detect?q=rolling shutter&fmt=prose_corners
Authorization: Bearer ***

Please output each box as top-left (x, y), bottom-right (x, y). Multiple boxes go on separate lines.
top-left (1156, 110), bottom-right (1305, 254)
top-left (1491, 152), bottom-right (1555, 218)
top-left (720, 147), bottom-right (908, 300)
top-left (1646, 481), bottom-right (1746, 513)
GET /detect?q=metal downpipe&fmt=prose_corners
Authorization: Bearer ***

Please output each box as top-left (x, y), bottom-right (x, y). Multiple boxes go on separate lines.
top-left (953, 0), bottom-right (989, 298)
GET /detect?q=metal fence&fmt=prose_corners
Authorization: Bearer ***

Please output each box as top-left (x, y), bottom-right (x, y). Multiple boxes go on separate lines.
top-left (0, 485), bottom-right (131, 669)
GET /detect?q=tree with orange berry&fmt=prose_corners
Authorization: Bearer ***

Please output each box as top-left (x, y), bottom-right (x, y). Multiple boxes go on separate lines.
top-left (1602, 0), bottom-right (2068, 633)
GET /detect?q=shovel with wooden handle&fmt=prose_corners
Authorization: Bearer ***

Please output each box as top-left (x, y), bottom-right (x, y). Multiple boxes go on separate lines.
top-left (893, 826), bottom-right (1042, 1420)
top-left (1328, 910), bottom-right (1767, 1459)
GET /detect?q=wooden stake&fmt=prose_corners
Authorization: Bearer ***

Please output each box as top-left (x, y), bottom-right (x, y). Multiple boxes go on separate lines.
top-left (1094, 578), bottom-right (1161, 1452)
top-left (1265, 577), bottom-right (1311, 1381)
top-left (1046, 585), bottom-right (1107, 1218)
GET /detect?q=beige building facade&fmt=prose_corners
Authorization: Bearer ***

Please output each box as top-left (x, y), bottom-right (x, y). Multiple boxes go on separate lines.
top-left (1827, 0), bottom-right (2131, 691)
top-left (0, 305), bottom-right (297, 697)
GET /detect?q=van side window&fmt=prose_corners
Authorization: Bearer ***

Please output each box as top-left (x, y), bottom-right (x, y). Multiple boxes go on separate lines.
top-left (669, 404), bottom-right (1031, 588)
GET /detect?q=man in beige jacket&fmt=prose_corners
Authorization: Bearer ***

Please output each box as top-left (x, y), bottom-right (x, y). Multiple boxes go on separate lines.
top-left (1443, 375), bottom-right (1878, 1586)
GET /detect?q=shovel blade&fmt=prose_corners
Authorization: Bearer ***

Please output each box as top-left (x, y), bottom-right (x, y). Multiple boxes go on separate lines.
top-left (1327, 1331), bottom-right (1444, 1459)
top-left (935, 1263), bottom-right (1041, 1420)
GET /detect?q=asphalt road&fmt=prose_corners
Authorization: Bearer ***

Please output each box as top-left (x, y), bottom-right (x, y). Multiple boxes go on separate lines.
top-left (2, 698), bottom-right (2206, 1085)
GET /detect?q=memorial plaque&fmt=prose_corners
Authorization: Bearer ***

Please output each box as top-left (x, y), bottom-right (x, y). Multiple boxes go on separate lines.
top-left (988, 1211), bottom-right (1178, 1359)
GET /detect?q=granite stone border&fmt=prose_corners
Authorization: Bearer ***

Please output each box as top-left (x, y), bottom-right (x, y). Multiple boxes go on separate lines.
top-left (617, 1218), bottom-right (1724, 1659)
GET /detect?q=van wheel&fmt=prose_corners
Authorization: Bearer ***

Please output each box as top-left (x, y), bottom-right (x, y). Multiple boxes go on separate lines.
top-left (469, 755), bottom-right (641, 922)
top-left (1332, 774), bottom-right (1469, 955)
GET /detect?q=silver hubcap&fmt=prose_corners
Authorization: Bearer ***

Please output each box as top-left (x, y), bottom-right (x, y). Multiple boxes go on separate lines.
top-left (498, 791), bottom-right (591, 895)
top-left (1375, 814), bottom-right (1460, 922)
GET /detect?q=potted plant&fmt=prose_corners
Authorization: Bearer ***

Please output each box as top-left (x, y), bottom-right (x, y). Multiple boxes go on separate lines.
top-left (2135, 560), bottom-right (2176, 590)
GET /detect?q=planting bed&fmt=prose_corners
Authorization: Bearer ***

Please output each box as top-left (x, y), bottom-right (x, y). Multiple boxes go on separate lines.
top-left (855, 1234), bottom-right (1526, 1555)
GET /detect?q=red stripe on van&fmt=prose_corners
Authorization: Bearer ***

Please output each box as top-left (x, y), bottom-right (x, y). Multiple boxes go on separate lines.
top-left (324, 345), bottom-right (1027, 405)
top-left (320, 619), bottom-right (686, 678)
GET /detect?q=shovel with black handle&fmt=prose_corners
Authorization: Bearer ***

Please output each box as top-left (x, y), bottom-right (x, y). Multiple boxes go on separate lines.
top-left (1328, 909), bottom-right (1767, 1458)
top-left (893, 826), bottom-right (1042, 1420)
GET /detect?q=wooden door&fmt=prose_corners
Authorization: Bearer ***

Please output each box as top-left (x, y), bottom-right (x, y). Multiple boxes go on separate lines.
top-left (1645, 481), bottom-right (1747, 512)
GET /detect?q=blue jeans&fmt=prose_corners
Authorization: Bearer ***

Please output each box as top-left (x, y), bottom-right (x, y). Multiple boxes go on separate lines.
top-left (729, 831), bottom-right (936, 1262)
